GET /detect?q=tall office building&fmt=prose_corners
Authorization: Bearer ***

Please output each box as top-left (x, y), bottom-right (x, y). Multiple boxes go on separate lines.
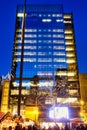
top-left (9, 4), bottom-right (80, 119)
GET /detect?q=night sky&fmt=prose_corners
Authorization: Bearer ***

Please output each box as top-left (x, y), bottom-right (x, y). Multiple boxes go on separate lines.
top-left (0, 0), bottom-right (87, 76)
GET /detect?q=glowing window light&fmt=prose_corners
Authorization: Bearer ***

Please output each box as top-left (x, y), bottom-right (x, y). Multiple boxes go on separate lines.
top-left (68, 72), bottom-right (76, 76)
top-left (67, 59), bottom-right (76, 64)
top-left (53, 52), bottom-right (65, 56)
top-left (42, 19), bottom-right (52, 22)
top-left (64, 20), bottom-right (72, 24)
top-left (24, 40), bottom-right (37, 43)
top-left (37, 72), bottom-right (53, 77)
top-left (16, 34), bottom-right (22, 37)
top-left (24, 34), bottom-right (37, 38)
top-left (16, 29), bottom-right (22, 32)
top-left (66, 47), bottom-right (75, 51)
top-left (15, 46), bottom-right (21, 49)
top-left (12, 82), bottom-right (19, 86)
top-left (57, 98), bottom-right (78, 103)
top-left (15, 40), bottom-right (22, 43)
top-left (65, 35), bottom-right (73, 39)
top-left (53, 34), bottom-right (64, 38)
top-left (15, 52), bottom-right (21, 55)
top-left (53, 46), bottom-right (65, 50)
top-left (52, 14), bottom-right (62, 17)
top-left (53, 40), bottom-right (64, 44)
top-left (53, 29), bottom-right (63, 32)
top-left (17, 13), bottom-right (24, 17)
top-left (54, 58), bottom-right (66, 62)
top-left (11, 90), bottom-right (19, 95)
top-left (56, 72), bottom-right (67, 76)
top-left (65, 30), bottom-right (73, 34)
top-left (24, 46), bottom-right (36, 49)
top-left (24, 52), bottom-right (36, 55)
top-left (38, 58), bottom-right (52, 62)
top-left (64, 15), bottom-right (71, 19)
top-left (23, 58), bottom-right (36, 62)
top-left (65, 41), bottom-right (73, 45)
top-left (14, 58), bottom-right (21, 62)
top-left (56, 19), bottom-right (63, 22)
top-left (66, 53), bottom-right (75, 57)
top-left (25, 29), bottom-right (37, 32)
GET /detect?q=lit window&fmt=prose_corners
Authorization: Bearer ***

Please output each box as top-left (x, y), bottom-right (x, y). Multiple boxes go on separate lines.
top-left (15, 40), bottom-right (22, 43)
top-left (24, 46), bottom-right (36, 49)
top-left (53, 46), bottom-right (65, 50)
top-left (14, 58), bottom-right (21, 62)
top-left (65, 41), bottom-right (73, 45)
top-left (39, 14), bottom-right (42, 17)
top-left (25, 29), bottom-right (37, 32)
top-left (15, 46), bottom-right (21, 49)
top-left (16, 29), bottom-right (22, 32)
top-left (56, 19), bottom-right (63, 22)
top-left (42, 19), bottom-right (52, 22)
top-left (38, 29), bottom-right (42, 32)
top-left (38, 35), bottom-right (42, 37)
top-left (65, 30), bottom-right (73, 34)
top-left (53, 40), bottom-right (64, 44)
top-left (24, 40), bottom-right (37, 44)
top-left (24, 52), bottom-right (36, 55)
top-left (64, 20), bottom-right (72, 24)
top-left (48, 29), bottom-right (51, 32)
top-left (23, 58), bottom-right (36, 62)
top-left (54, 58), bottom-right (66, 62)
top-left (67, 59), bottom-right (76, 63)
top-left (53, 52), bottom-right (65, 56)
top-left (38, 58), bottom-right (52, 62)
top-left (53, 34), bottom-right (64, 38)
top-left (48, 14), bottom-right (51, 17)
top-left (69, 90), bottom-right (78, 96)
top-left (52, 14), bottom-right (62, 17)
top-left (64, 14), bottom-right (71, 19)
top-left (15, 52), bottom-right (21, 55)
top-left (38, 52), bottom-right (46, 56)
top-left (16, 34), bottom-right (22, 37)
top-left (37, 72), bottom-right (53, 78)
top-left (66, 53), bottom-right (75, 57)
top-left (65, 35), bottom-right (73, 39)
top-left (11, 90), bottom-right (19, 95)
top-left (38, 40), bottom-right (42, 43)
top-left (66, 47), bottom-right (75, 51)
top-left (43, 34), bottom-right (51, 37)
top-left (68, 72), bottom-right (76, 76)
top-left (17, 13), bottom-right (24, 17)
top-left (53, 29), bottom-right (63, 32)
top-left (24, 34), bottom-right (37, 38)
top-left (43, 40), bottom-right (52, 43)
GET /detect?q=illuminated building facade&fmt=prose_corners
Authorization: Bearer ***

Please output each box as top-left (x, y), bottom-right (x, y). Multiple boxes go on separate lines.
top-left (79, 74), bottom-right (87, 121)
top-left (9, 4), bottom-right (80, 118)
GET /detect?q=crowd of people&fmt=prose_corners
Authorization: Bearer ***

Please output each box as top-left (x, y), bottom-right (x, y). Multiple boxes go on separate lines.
top-left (0, 115), bottom-right (87, 130)
top-left (0, 115), bottom-right (69, 130)
top-left (73, 124), bottom-right (87, 130)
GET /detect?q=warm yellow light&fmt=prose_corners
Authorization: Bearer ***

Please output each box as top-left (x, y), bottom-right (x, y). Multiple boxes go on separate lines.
top-left (80, 112), bottom-right (83, 116)
top-left (80, 100), bottom-right (84, 105)
top-left (34, 107), bottom-right (39, 114)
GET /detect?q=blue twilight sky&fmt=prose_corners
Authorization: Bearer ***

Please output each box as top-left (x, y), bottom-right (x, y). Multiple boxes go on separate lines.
top-left (0, 0), bottom-right (87, 76)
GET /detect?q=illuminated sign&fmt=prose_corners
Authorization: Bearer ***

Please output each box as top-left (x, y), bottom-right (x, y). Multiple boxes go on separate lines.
top-left (49, 107), bottom-right (69, 119)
